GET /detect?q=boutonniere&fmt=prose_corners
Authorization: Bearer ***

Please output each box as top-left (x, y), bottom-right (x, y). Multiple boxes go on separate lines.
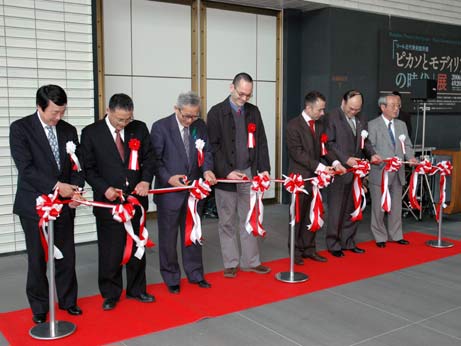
top-left (320, 133), bottom-right (328, 156)
top-left (195, 139), bottom-right (205, 167)
top-left (247, 123), bottom-right (256, 148)
top-left (191, 127), bottom-right (197, 140)
top-left (128, 138), bottom-right (140, 170)
top-left (66, 141), bottom-right (81, 171)
top-left (398, 134), bottom-right (406, 154)
top-left (360, 130), bottom-right (368, 150)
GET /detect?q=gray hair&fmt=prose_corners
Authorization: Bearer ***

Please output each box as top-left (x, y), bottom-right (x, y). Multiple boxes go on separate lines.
top-left (378, 94), bottom-right (394, 107)
top-left (177, 91), bottom-right (201, 109)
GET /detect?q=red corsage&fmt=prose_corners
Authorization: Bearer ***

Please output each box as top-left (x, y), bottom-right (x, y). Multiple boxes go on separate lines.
top-left (128, 138), bottom-right (140, 170)
top-left (247, 123), bottom-right (256, 148)
top-left (320, 133), bottom-right (328, 156)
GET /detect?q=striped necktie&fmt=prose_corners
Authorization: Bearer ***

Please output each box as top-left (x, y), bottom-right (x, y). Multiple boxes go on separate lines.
top-left (45, 125), bottom-right (60, 170)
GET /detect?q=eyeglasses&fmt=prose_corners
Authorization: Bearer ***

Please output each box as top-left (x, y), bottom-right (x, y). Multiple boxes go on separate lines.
top-left (385, 103), bottom-right (401, 109)
top-left (234, 87), bottom-right (252, 100)
top-left (179, 109), bottom-right (200, 121)
top-left (114, 116), bottom-right (133, 124)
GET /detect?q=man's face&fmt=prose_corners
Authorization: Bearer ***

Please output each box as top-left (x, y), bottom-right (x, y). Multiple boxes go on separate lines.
top-left (305, 99), bottom-right (326, 121)
top-left (107, 107), bottom-right (133, 131)
top-left (175, 104), bottom-right (200, 128)
top-left (341, 95), bottom-right (362, 118)
top-left (38, 101), bottom-right (66, 126)
top-left (381, 95), bottom-right (401, 120)
top-left (230, 80), bottom-right (253, 107)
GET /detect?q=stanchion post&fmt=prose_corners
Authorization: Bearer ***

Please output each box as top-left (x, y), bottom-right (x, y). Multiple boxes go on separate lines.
top-left (30, 219), bottom-right (76, 340)
top-left (426, 207), bottom-right (454, 248)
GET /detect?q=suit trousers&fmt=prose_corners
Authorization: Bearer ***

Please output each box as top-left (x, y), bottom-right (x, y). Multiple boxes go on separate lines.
top-left (96, 211), bottom-right (147, 300)
top-left (369, 175), bottom-right (404, 242)
top-left (326, 180), bottom-right (359, 251)
top-left (157, 198), bottom-right (205, 286)
top-left (215, 176), bottom-right (261, 268)
top-left (20, 209), bottom-right (78, 314)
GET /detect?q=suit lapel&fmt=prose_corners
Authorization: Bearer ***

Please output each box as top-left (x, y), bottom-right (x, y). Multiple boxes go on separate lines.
top-left (169, 114), bottom-right (190, 168)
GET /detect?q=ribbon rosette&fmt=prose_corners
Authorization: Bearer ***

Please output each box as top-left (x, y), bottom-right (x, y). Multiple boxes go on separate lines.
top-left (245, 173), bottom-right (271, 237)
top-left (128, 138), bottom-right (141, 171)
top-left (432, 161), bottom-right (453, 222)
top-left (408, 159), bottom-right (433, 210)
top-left (195, 139), bottom-right (205, 167)
top-left (185, 179), bottom-right (211, 246)
top-left (320, 133), bottom-right (328, 156)
top-left (360, 130), bottom-right (368, 150)
top-left (284, 173), bottom-right (308, 227)
top-left (36, 189), bottom-right (64, 261)
top-left (398, 134), bottom-right (406, 154)
top-left (381, 157), bottom-right (403, 212)
top-left (66, 141), bottom-right (81, 172)
top-left (350, 160), bottom-right (370, 222)
top-left (247, 123), bottom-right (256, 148)
top-left (308, 171), bottom-right (332, 232)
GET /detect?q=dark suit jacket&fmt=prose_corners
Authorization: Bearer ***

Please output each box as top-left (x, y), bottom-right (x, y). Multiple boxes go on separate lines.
top-left (325, 107), bottom-right (375, 184)
top-left (151, 115), bottom-right (213, 210)
top-left (10, 113), bottom-right (84, 220)
top-left (80, 118), bottom-right (155, 217)
top-left (207, 97), bottom-right (271, 191)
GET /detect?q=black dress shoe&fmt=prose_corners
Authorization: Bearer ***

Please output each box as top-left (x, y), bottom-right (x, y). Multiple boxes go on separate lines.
top-left (64, 306), bottom-right (83, 315)
top-left (330, 250), bottom-right (345, 257)
top-left (192, 280), bottom-right (211, 288)
top-left (294, 257), bottom-right (304, 265)
top-left (168, 285), bottom-right (180, 294)
top-left (102, 298), bottom-right (118, 311)
top-left (126, 292), bottom-right (155, 303)
top-left (376, 242), bottom-right (386, 248)
top-left (345, 247), bottom-right (365, 254)
top-left (396, 239), bottom-right (410, 245)
top-left (32, 313), bottom-right (47, 324)
top-left (304, 252), bottom-right (328, 262)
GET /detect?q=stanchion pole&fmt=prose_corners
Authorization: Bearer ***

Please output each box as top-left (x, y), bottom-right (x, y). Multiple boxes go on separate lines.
top-left (426, 207), bottom-right (454, 248)
top-left (30, 219), bottom-right (76, 340)
top-left (275, 194), bottom-right (309, 283)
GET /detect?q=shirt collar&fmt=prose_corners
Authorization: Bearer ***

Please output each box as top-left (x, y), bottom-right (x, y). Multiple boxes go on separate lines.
top-left (381, 114), bottom-right (393, 127)
top-left (228, 96), bottom-right (242, 114)
top-left (175, 113), bottom-right (185, 132)
top-left (105, 115), bottom-right (124, 136)
top-left (301, 110), bottom-right (315, 124)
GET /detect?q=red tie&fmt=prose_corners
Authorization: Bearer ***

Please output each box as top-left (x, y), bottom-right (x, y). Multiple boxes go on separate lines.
top-left (308, 120), bottom-right (315, 136)
top-left (115, 129), bottom-right (125, 161)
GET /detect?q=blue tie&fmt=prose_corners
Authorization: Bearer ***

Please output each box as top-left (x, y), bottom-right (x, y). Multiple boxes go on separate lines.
top-left (388, 122), bottom-right (395, 147)
top-left (45, 125), bottom-right (60, 170)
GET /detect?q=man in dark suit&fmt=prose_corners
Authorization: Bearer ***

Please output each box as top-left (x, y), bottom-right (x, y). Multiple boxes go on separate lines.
top-left (10, 85), bottom-right (84, 324)
top-left (325, 90), bottom-right (381, 257)
top-left (286, 91), bottom-right (346, 265)
top-left (81, 93), bottom-right (155, 310)
top-left (207, 72), bottom-right (271, 278)
top-left (151, 91), bottom-right (216, 294)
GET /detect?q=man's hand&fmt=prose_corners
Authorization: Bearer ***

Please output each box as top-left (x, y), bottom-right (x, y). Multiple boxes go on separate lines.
top-left (168, 174), bottom-right (188, 187)
top-left (134, 181), bottom-right (150, 196)
top-left (227, 171), bottom-right (247, 180)
top-left (260, 171), bottom-right (270, 178)
top-left (204, 170), bottom-right (217, 185)
top-left (370, 154), bottom-right (382, 164)
top-left (334, 163), bottom-right (347, 175)
top-left (409, 157), bottom-right (419, 166)
top-left (346, 157), bottom-right (360, 167)
top-left (324, 166), bottom-right (335, 175)
top-left (104, 187), bottom-right (121, 201)
top-left (69, 191), bottom-right (85, 208)
top-left (56, 181), bottom-right (79, 198)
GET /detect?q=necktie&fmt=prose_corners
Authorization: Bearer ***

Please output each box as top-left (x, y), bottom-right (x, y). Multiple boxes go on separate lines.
top-left (308, 120), bottom-right (315, 136)
top-left (45, 125), bottom-right (60, 170)
top-left (237, 108), bottom-right (242, 115)
top-left (115, 129), bottom-right (125, 161)
top-left (347, 117), bottom-right (356, 136)
top-left (388, 122), bottom-right (395, 147)
top-left (183, 127), bottom-right (190, 160)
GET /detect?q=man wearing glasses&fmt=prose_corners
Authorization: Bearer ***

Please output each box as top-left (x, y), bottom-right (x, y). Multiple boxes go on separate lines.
top-left (207, 72), bottom-right (271, 278)
top-left (151, 91), bottom-right (216, 294)
top-left (81, 93), bottom-right (156, 310)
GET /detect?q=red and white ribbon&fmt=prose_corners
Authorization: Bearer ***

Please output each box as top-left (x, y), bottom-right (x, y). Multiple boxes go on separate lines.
top-left (381, 157), bottom-right (403, 212)
top-left (36, 189), bottom-right (64, 261)
top-left (320, 133), bottom-right (328, 156)
top-left (185, 179), bottom-right (211, 246)
top-left (350, 160), bottom-right (370, 222)
top-left (360, 130), bottom-right (368, 150)
top-left (308, 171), bottom-right (333, 232)
top-left (398, 134), bottom-right (406, 155)
top-left (432, 161), bottom-right (453, 222)
top-left (66, 141), bottom-right (81, 172)
top-left (245, 173), bottom-right (271, 237)
top-left (283, 173), bottom-right (308, 226)
top-left (128, 138), bottom-right (140, 171)
top-left (247, 123), bottom-right (256, 148)
top-left (195, 139), bottom-right (205, 167)
top-left (408, 159), bottom-right (433, 210)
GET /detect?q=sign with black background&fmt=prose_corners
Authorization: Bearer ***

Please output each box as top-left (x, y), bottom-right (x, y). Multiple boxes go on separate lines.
top-left (379, 30), bottom-right (461, 113)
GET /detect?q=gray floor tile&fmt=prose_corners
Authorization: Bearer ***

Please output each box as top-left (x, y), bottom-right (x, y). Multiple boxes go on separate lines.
top-left (0, 332), bottom-right (9, 346)
top-left (420, 306), bottom-right (461, 340)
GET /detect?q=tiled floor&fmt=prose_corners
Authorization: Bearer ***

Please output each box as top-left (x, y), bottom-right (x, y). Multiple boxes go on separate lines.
top-left (1, 203), bottom-right (461, 346)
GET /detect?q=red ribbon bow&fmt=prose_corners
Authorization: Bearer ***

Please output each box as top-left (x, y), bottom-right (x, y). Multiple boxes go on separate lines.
top-left (308, 171), bottom-right (333, 232)
top-left (432, 161), bottom-right (453, 222)
top-left (350, 160), bottom-right (370, 222)
top-left (284, 173), bottom-right (308, 225)
top-left (245, 174), bottom-right (271, 237)
top-left (408, 159), bottom-right (433, 210)
top-left (185, 179), bottom-right (211, 246)
top-left (381, 157), bottom-right (403, 212)
top-left (128, 138), bottom-right (141, 170)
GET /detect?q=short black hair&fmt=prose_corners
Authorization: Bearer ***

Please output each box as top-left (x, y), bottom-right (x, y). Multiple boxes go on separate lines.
top-left (108, 93), bottom-right (134, 112)
top-left (392, 90), bottom-right (402, 97)
top-left (232, 72), bottom-right (253, 86)
top-left (304, 91), bottom-right (326, 107)
top-left (342, 89), bottom-right (363, 103)
top-left (36, 85), bottom-right (67, 110)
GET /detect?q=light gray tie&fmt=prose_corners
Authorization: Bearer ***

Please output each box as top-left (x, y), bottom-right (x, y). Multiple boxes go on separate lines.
top-left (347, 117), bottom-right (356, 136)
top-left (45, 125), bottom-right (60, 170)
top-left (183, 127), bottom-right (190, 161)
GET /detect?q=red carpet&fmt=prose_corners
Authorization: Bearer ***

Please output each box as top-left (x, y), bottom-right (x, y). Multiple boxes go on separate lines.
top-left (0, 231), bottom-right (459, 345)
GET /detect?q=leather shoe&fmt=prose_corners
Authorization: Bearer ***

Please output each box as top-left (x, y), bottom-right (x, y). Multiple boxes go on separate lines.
top-left (223, 267), bottom-right (238, 278)
top-left (345, 247), bottom-right (365, 254)
top-left (192, 280), bottom-right (212, 288)
top-left (168, 285), bottom-right (180, 294)
top-left (304, 252), bottom-right (328, 262)
top-left (63, 306), bottom-right (82, 315)
top-left (396, 239), bottom-right (410, 245)
top-left (330, 250), bottom-right (345, 257)
top-left (241, 264), bottom-right (271, 274)
top-left (376, 242), bottom-right (386, 248)
top-left (32, 313), bottom-right (46, 324)
top-left (126, 292), bottom-right (155, 303)
top-left (294, 257), bottom-right (304, 265)
top-left (102, 298), bottom-right (118, 311)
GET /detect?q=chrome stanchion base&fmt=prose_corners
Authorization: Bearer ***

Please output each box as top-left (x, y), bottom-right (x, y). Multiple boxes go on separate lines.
top-left (275, 271), bottom-right (309, 283)
top-left (30, 321), bottom-right (76, 340)
top-left (426, 239), bottom-right (454, 248)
